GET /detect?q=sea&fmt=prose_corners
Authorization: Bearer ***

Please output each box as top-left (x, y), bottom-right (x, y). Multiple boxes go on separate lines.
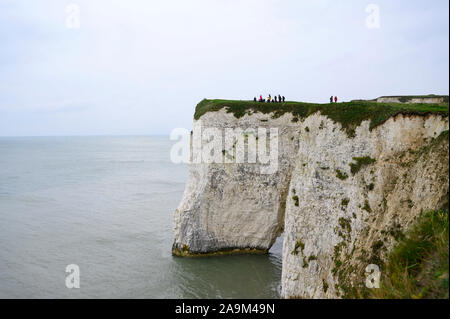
top-left (0, 136), bottom-right (283, 298)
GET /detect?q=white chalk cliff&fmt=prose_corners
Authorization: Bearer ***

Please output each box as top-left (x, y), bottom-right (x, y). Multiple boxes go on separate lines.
top-left (172, 102), bottom-right (449, 298)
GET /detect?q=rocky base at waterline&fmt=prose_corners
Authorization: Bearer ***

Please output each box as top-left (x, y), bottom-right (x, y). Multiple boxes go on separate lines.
top-left (172, 98), bottom-right (449, 298)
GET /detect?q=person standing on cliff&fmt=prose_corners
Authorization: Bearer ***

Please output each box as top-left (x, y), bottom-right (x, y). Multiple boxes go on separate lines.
top-left (330, 96), bottom-right (333, 103)
top-left (334, 96), bottom-right (338, 103)
top-left (282, 96), bottom-right (285, 102)
top-left (278, 94), bottom-right (282, 103)
top-left (268, 94), bottom-right (271, 103)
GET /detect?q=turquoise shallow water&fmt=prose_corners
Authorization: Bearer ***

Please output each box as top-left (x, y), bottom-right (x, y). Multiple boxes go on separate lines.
top-left (0, 136), bottom-right (282, 298)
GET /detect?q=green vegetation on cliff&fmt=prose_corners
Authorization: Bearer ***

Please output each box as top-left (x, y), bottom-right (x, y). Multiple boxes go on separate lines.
top-left (194, 99), bottom-right (449, 137)
top-left (366, 209), bottom-right (449, 299)
top-left (336, 169), bottom-right (349, 180)
top-left (350, 156), bottom-right (376, 175)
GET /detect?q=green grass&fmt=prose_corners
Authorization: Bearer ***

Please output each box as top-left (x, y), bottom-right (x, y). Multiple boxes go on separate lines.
top-left (339, 217), bottom-right (352, 233)
top-left (341, 198), bottom-right (350, 207)
top-left (194, 99), bottom-right (449, 137)
top-left (366, 209), bottom-right (449, 299)
top-left (363, 200), bottom-right (372, 213)
top-left (336, 169), bottom-right (349, 180)
top-left (291, 238), bottom-right (305, 256)
top-left (292, 195), bottom-right (299, 207)
top-left (349, 157), bottom-right (376, 175)
top-left (323, 279), bottom-right (329, 293)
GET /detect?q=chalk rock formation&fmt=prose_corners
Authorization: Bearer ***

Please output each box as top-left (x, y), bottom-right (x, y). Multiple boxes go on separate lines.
top-left (173, 100), bottom-right (449, 298)
top-left (172, 110), bottom-right (300, 256)
top-left (281, 113), bottom-right (449, 298)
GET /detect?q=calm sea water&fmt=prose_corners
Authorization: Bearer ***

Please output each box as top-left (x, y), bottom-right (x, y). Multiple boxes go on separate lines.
top-left (0, 136), bottom-right (282, 298)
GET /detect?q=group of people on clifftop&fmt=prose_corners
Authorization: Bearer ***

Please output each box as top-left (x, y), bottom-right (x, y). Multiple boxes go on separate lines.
top-left (253, 94), bottom-right (285, 103)
top-left (252, 95), bottom-right (339, 103)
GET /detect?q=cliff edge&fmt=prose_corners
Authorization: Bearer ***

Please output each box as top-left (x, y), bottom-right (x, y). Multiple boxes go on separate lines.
top-left (172, 98), bottom-right (449, 298)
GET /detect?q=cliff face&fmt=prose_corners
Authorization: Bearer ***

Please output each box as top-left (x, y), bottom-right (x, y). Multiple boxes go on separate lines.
top-left (172, 110), bottom-right (301, 256)
top-left (281, 113), bottom-right (448, 298)
top-left (173, 100), bottom-right (449, 298)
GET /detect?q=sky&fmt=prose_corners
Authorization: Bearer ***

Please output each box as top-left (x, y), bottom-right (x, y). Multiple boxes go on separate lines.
top-left (0, 0), bottom-right (448, 136)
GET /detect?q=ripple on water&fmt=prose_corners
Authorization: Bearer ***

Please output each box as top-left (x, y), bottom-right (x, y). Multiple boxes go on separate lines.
top-left (0, 136), bottom-right (282, 298)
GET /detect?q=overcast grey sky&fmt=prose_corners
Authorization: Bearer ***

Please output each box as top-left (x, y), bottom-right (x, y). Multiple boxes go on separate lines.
top-left (0, 0), bottom-right (448, 136)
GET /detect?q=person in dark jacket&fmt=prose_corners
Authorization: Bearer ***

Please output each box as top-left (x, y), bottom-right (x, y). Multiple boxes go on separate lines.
top-left (282, 96), bottom-right (285, 102)
top-left (330, 96), bottom-right (333, 103)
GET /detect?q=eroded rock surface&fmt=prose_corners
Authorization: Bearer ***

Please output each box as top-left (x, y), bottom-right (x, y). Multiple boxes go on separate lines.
top-left (173, 110), bottom-right (300, 256)
top-left (173, 107), bottom-right (449, 298)
top-left (281, 113), bottom-right (449, 298)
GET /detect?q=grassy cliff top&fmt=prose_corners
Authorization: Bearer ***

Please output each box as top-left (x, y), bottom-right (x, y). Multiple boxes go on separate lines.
top-left (194, 99), bottom-right (449, 137)
top-left (376, 95), bottom-right (449, 102)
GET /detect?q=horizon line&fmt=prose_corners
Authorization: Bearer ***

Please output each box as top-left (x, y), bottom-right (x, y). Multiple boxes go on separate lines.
top-left (0, 134), bottom-right (172, 138)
